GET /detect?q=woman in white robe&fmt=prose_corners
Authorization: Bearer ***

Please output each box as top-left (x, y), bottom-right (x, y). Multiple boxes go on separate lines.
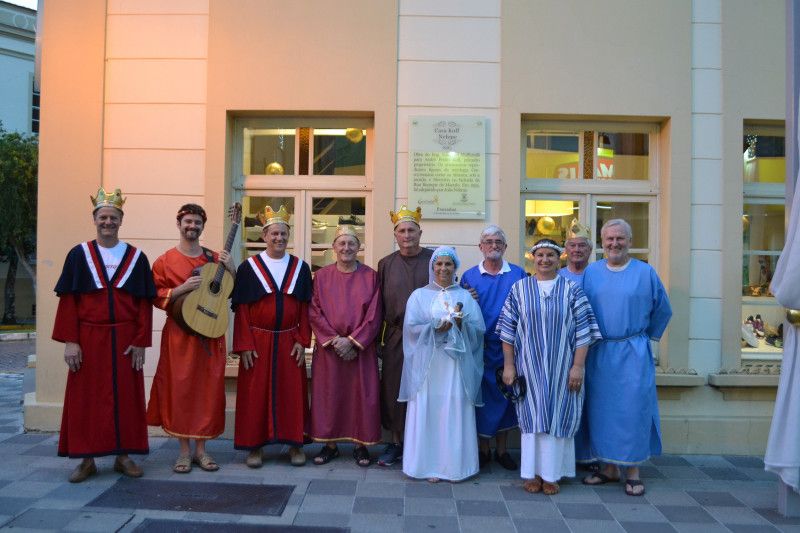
top-left (399, 246), bottom-right (486, 482)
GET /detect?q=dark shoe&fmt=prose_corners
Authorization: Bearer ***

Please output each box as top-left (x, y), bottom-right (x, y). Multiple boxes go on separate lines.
top-left (353, 446), bottom-right (371, 467)
top-left (114, 456), bottom-right (143, 478)
top-left (494, 450), bottom-right (518, 470)
top-left (69, 460), bottom-right (97, 483)
top-left (624, 479), bottom-right (645, 496)
top-left (377, 443), bottom-right (403, 466)
top-left (479, 450), bottom-right (491, 468)
top-left (313, 445), bottom-right (340, 465)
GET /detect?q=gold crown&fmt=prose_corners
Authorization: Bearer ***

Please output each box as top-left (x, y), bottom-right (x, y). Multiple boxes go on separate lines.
top-left (389, 205), bottom-right (422, 228)
top-left (262, 205), bottom-right (291, 228)
top-left (566, 218), bottom-right (591, 240)
top-left (333, 224), bottom-right (360, 244)
top-left (90, 187), bottom-right (126, 211)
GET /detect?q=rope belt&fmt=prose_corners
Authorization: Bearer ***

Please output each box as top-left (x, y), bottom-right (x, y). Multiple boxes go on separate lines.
top-left (250, 325), bottom-right (298, 334)
top-left (603, 330), bottom-right (646, 342)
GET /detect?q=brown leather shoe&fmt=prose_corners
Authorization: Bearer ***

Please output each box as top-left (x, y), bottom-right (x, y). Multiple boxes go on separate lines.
top-left (68, 460), bottom-right (97, 483)
top-left (114, 456), bottom-right (143, 478)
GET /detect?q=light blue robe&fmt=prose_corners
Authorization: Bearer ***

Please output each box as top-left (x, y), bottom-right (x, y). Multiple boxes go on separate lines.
top-left (496, 275), bottom-right (601, 438)
top-left (557, 266), bottom-right (584, 286)
top-left (580, 258), bottom-right (672, 465)
top-left (461, 261), bottom-right (527, 437)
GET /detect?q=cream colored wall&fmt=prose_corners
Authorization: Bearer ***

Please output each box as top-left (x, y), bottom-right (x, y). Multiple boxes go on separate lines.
top-left (205, 0), bottom-right (398, 264)
top-left (28, 0), bottom-right (107, 428)
top-left (499, 0), bottom-right (693, 370)
top-left (396, 0), bottom-right (500, 269)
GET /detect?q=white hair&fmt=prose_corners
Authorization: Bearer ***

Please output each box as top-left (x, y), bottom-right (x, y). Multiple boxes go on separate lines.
top-left (480, 224), bottom-right (507, 243)
top-left (600, 218), bottom-right (633, 240)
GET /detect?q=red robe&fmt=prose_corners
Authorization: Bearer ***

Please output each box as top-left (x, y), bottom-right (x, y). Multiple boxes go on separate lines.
top-left (232, 253), bottom-right (312, 449)
top-left (53, 241), bottom-right (154, 458)
top-left (309, 263), bottom-right (382, 444)
top-left (146, 247), bottom-right (227, 439)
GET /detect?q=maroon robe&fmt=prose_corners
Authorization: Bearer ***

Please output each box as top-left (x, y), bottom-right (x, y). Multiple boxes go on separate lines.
top-left (232, 253), bottom-right (312, 449)
top-left (309, 263), bottom-right (382, 444)
top-left (377, 248), bottom-right (433, 434)
top-left (53, 241), bottom-right (154, 458)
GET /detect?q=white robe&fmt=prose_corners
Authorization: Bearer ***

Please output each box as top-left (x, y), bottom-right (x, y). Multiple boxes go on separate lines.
top-left (399, 283), bottom-right (485, 481)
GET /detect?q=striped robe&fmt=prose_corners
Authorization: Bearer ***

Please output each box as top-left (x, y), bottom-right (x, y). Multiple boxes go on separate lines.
top-left (496, 275), bottom-right (601, 438)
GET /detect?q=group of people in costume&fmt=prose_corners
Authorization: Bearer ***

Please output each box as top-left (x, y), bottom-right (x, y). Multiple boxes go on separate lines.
top-left (53, 189), bottom-right (671, 498)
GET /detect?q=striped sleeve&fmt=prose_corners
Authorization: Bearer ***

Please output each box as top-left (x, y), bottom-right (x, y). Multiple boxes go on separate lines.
top-left (496, 283), bottom-right (520, 345)
top-left (571, 285), bottom-right (602, 348)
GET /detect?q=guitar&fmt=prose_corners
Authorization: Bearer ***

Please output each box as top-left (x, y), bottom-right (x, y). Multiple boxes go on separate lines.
top-left (171, 203), bottom-right (241, 339)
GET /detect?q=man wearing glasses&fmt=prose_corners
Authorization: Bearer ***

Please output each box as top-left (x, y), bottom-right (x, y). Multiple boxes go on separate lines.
top-left (460, 225), bottom-right (527, 470)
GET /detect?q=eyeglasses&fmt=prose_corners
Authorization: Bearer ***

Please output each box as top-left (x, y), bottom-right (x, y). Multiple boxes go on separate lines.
top-left (481, 239), bottom-right (506, 247)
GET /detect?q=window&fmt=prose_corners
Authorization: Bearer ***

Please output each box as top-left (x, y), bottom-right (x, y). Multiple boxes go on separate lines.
top-left (232, 116), bottom-right (373, 270)
top-left (741, 122), bottom-right (785, 361)
top-left (31, 82), bottom-right (39, 134)
top-left (520, 120), bottom-right (660, 275)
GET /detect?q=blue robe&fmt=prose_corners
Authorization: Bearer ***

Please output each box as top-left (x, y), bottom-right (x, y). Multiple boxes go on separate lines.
top-left (557, 266), bottom-right (584, 286)
top-left (496, 275), bottom-right (601, 438)
top-left (580, 259), bottom-right (672, 465)
top-left (461, 261), bottom-right (527, 437)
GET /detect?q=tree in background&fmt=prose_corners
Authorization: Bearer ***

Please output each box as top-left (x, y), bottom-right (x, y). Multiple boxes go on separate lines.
top-left (0, 124), bottom-right (37, 324)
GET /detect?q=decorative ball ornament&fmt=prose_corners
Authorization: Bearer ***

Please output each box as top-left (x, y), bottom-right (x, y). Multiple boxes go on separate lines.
top-left (536, 216), bottom-right (557, 235)
top-left (787, 308), bottom-right (800, 326)
top-left (742, 215), bottom-right (750, 232)
top-left (265, 162), bottom-right (284, 175)
top-left (345, 128), bottom-right (364, 144)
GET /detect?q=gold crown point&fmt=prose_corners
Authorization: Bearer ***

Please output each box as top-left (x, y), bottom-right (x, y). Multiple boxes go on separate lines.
top-left (90, 187), bottom-right (126, 211)
top-left (566, 218), bottom-right (591, 240)
top-left (262, 204), bottom-right (291, 228)
top-left (390, 205), bottom-right (423, 227)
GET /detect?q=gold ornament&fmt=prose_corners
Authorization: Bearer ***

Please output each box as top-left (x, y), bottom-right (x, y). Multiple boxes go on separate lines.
top-left (389, 205), bottom-right (422, 228)
top-left (566, 218), bottom-right (591, 240)
top-left (787, 308), bottom-right (800, 326)
top-left (90, 187), bottom-right (126, 211)
top-left (536, 216), bottom-right (557, 235)
top-left (265, 161), bottom-right (284, 175)
top-left (345, 128), bottom-right (364, 143)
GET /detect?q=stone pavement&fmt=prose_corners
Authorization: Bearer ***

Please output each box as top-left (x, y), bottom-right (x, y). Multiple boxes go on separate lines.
top-left (0, 373), bottom-right (793, 532)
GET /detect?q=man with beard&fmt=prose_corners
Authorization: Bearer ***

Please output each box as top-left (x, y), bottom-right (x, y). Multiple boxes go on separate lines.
top-left (232, 206), bottom-right (313, 468)
top-left (375, 206), bottom-right (432, 466)
top-left (558, 219), bottom-right (593, 286)
top-left (147, 204), bottom-right (235, 473)
top-left (460, 225), bottom-right (526, 470)
top-left (53, 188), bottom-right (155, 482)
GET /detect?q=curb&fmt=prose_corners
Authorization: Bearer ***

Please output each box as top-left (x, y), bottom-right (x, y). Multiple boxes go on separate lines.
top-left (0, 332), bottom-right (36, 341)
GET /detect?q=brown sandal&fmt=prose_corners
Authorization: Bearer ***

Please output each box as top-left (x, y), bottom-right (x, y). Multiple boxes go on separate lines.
top-left (173, 454), bottom-right (192, 474)
top-left (542, 481), bottom-right (560, 495)
top-left (192, 453), bottom-right (219, 472)
top-left (523, 476), bottom-right (543, 493)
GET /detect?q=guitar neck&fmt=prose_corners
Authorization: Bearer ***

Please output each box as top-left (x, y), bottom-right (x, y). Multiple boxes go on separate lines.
top-left (213, 221), bottom-right (240, 284)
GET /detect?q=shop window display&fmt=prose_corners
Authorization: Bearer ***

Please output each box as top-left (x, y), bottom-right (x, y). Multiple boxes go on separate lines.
top-left (741, 123), bottom-right (786, 359)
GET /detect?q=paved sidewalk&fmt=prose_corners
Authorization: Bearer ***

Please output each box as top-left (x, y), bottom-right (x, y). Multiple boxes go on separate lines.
top-left (0, 373), bottom-right (792, 532)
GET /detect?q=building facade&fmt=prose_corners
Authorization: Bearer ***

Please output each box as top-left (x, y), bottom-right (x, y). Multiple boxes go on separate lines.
top-left (29, 0), bottom-right (788, 455)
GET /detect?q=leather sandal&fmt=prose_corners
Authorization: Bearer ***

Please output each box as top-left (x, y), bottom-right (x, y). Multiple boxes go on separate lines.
top-left (625, 479), bottom-right (645, 496)
top-left (542, 481), bottom-right (560, 495)
top-left (582, 472), bottom-right (620, 485)
top-left (353, 446), bottom-right (371, 467)
top-left (69, 460), bottom-right (97, 483)
top-left (523, 476), bottom-right (543, 493)
top-left (313, 445), bottom-right (340, 465)
top-left (192, 453), bottom-right (219, 472)
top-left (246, 449), bottom-right (263, 469)
top-left (173, 454), bottom-right (192, 474)
top-left (114, 456), bottom-right (143, 478)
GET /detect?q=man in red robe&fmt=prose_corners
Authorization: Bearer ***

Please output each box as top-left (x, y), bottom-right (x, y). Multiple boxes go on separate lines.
top-left (232, 205), bottom-right (312, 468)
top-left (146, 204), bottom-right (235, 474)
top-left (309, 225), bottom-right (382, 466)
top-left (53, 188), bottom-right (155, 482)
